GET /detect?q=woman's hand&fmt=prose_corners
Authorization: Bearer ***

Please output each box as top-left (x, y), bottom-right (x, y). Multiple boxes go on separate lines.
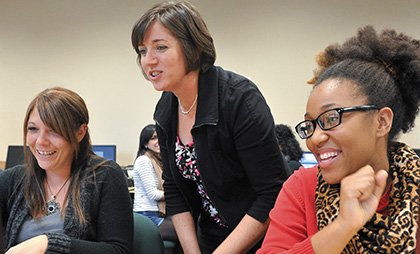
top-left (6, 235), bottom-right (48, 254)
top-left (214, 215), bottom-right (269, 254)
top-left (311, 166), bottom-right (388, 253)
top-left (337, 166), bottom-right (388, 233)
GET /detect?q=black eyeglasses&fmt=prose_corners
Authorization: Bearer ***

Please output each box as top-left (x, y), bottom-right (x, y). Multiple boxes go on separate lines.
top-left (295, 105), bottom-right (380, 139)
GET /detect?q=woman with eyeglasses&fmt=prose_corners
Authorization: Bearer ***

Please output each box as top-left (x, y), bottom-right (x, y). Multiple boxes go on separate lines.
top-left (258, 26), bottom-right (420, 253)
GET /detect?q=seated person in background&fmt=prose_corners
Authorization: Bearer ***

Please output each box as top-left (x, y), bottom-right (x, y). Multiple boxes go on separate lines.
top-left (275, 124), bottom-right (303, 174)
top-left (0, 87), bottom-right (133, 253)
top-left (133, 124), bottom-right (179, 251)
top-left (258, 26), bottom-right (420, 253)
top-left (133, 124), bottom-right (165, 226)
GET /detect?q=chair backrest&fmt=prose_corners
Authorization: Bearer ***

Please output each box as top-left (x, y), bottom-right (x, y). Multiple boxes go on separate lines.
top-left (132, 212), bottom-right (165, 254)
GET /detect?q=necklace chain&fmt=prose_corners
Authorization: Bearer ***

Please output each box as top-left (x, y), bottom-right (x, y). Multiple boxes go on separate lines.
top-left (46, 177), bottom-right (70, 200)
top-left (178, 95), bottom-right (198, 115)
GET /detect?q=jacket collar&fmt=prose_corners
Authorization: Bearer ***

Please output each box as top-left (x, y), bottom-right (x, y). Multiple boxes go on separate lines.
top-left (195, 65), bottom-right (219, 127)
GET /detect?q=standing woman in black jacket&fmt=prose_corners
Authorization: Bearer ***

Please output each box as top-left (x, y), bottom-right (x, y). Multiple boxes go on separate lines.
top-left (131, 1), bottom-right (288, 253)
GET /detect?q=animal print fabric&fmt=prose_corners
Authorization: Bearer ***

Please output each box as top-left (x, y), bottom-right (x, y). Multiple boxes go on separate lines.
top-left (315, 142), bottom-right (419, 253)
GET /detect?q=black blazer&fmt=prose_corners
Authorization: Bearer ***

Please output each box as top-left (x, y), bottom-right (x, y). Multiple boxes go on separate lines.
top-left (154, 65), bottom-right (288, 229)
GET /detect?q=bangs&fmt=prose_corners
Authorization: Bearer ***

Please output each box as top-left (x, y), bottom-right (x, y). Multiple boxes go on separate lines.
top-left (35, 94), bottom-right (78, 144)
top-left (132, 16), bottom-right (156, 55)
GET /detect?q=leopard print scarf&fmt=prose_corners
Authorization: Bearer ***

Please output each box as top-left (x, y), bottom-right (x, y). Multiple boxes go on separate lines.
top-left (315, 142), bottom-right (420, 253)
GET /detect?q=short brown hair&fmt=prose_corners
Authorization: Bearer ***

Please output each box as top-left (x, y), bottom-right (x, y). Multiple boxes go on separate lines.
top-left (131, 1), bottom-right (216, 73)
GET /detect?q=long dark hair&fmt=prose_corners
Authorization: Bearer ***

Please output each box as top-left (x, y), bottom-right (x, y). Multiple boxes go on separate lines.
top-left (135, 124), bottom-right (161, 165)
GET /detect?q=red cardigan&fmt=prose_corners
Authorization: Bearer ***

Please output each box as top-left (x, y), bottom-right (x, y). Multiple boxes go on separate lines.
top-left (257, 166), bottom-right (390, 254)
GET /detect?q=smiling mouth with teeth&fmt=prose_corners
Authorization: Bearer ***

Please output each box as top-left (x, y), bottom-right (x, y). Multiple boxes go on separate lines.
top-left (37, 150), bottom-right (56, 156)
top-left (319, 152), bottom-right (339, 160)
top-left (150, 71), bottom-right (160, 78)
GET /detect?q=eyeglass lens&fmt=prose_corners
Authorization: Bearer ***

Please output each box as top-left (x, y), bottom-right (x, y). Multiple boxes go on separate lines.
top-left (295, 105), bottom-right (379, 139)
top-left (318, 110), bottom-right (340, 129)
top-left (297, 121), bottom-right (314, 138)
top-left (296, 109), bottom-right (341, 139)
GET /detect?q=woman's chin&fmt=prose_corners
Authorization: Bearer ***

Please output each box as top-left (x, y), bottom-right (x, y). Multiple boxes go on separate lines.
top-left (320, 170), bottom-right (341, 185)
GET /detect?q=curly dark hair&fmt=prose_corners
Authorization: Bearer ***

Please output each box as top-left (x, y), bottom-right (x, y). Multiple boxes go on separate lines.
top-left (275, 124), bottom-right (303, 161)
top-left (309, 26), bottom-right (420, 143)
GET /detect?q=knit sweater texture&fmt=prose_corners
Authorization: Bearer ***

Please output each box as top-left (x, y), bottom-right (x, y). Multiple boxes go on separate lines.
top-left (0, 156), bottom-right (133, 253)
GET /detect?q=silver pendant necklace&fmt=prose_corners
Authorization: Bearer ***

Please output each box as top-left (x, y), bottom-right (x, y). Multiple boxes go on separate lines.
top-left (178, 95), bottom-right (198, 115)
top-left (46, 199), bottom-right (60, 215)
top-left (45, 177), bottom-right (70, 215)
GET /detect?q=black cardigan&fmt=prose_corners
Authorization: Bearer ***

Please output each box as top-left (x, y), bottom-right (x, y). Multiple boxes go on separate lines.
top-left (0, 156), bottom-right (133, 253)
top-left (154, 65), bottom-right (288, 230)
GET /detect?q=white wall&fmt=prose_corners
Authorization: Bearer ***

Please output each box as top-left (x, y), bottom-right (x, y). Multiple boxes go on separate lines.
top-left (1, 0), bottom-right (420, 166)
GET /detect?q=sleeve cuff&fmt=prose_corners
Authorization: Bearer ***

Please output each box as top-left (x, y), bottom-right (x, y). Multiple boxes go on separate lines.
top-left (45, 232), bottom-right (71, 253)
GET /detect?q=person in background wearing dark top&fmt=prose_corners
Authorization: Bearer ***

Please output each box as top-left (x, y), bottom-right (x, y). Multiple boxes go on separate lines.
top-left (131, 1), bottom-right (288, 253)
top-left (275, 124), bottom-right (303, 175)
top-left (258, 26), bottom-right (420, 253)
top-left (0, 87), bottom-right (133, 254)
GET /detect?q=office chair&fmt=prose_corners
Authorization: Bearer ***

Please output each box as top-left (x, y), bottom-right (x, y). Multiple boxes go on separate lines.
top-left (132, 212), bottom-right (165, 254)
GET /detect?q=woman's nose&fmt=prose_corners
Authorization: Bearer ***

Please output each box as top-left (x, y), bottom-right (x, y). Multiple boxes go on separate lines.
top-left (36, 131), bottom-right (50, 145)
top-left (142, 51), bottom-right (158, 66)
top-left (308, 125), bottom-right (328, 147)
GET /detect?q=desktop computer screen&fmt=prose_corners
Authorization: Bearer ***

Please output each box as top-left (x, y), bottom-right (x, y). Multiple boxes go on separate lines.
top-left (92, 145), bottom-right (117, 161)
top-left (5, 145), bottom-right (26, 169)
top-left (300, 149), bottom-right (420, 168)
top-left (299, 151), bottom-right (318, 168)
top-left (4, 145), bottom-right (117, 169)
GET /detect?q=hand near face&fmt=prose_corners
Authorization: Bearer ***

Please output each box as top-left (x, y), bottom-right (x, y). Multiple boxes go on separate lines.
top-left (5, 235), bottom-right (48, 254)
top-left (337, 166), bottom-right (388, 233)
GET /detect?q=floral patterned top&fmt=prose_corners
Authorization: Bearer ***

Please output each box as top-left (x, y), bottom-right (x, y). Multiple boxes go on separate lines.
top-left (175, 137), bottom-right (228, 227)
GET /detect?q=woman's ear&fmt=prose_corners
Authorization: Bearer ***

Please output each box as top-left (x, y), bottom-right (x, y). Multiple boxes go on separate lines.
top-left (376, 107), bottom-right (393, 137)
top-left (76, 124), bottom-right (88, 142)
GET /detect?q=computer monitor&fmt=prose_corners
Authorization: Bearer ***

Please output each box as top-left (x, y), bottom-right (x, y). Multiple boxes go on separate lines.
top-left (5, 145), bottom-right (26, 169)
top-left (92, 145), bottom-right (117, 161)
top-left (5, 145), bottom-right (117, 169)
top-left (299, 151), bottom-right (318, 168)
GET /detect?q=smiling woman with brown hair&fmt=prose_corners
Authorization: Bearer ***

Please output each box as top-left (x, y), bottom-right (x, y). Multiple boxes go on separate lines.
top-left (0, 87), bottom-right (133, 254)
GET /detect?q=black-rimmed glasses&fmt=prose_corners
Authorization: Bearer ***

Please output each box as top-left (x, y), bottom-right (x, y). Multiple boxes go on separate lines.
top-left (295, 105), bottom-right (380, 139)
